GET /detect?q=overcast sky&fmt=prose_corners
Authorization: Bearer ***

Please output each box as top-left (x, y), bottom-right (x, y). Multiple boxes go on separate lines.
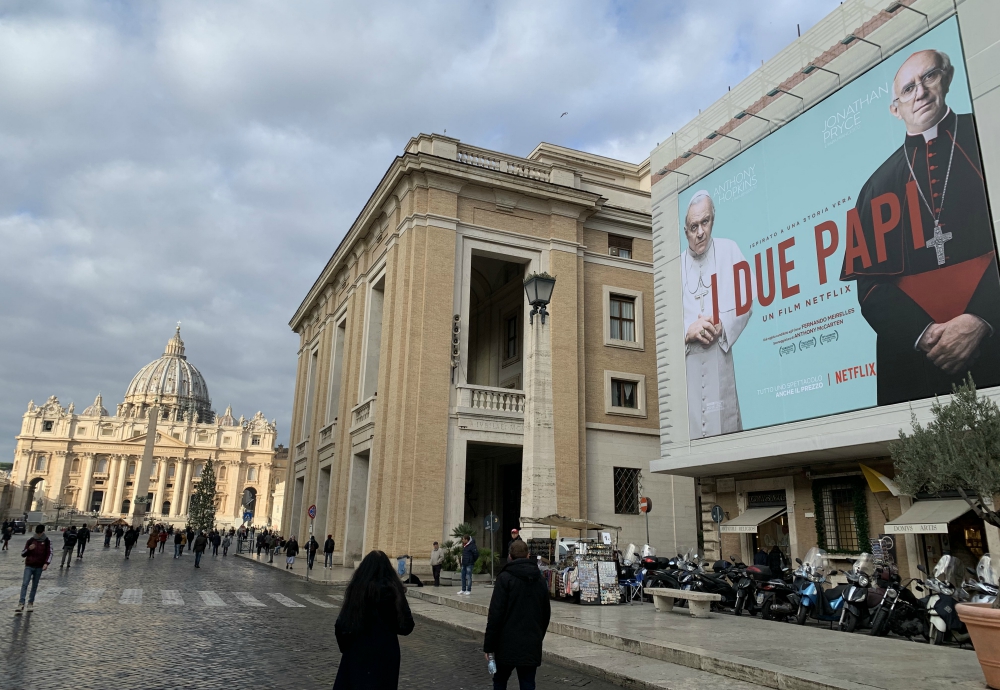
top-left (0, 0), bottom-right (843, 458)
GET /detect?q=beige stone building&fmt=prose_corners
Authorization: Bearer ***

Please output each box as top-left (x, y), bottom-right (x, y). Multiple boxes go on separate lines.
top-left (284, 133), bottom-right (697, 566)
top-left (5, 327), bottom-right (285, 529)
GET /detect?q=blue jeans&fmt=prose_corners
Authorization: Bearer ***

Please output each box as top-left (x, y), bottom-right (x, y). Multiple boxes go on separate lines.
top-left (195, 550), bottom-right (203, 567)
top-left (19, 567), bottom-right (43, 605)
top-left (461, 564), bottom-right (474, 592)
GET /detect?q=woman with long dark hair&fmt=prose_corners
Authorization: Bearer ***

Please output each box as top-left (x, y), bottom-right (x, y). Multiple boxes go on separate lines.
top-left (333, 550), bottom-right (415, 689)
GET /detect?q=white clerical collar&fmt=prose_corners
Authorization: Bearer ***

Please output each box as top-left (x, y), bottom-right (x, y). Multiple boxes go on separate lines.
top-left (688, 238), bottom-right (714, 262)
top-left (909, 107), bottom-right (951, 142)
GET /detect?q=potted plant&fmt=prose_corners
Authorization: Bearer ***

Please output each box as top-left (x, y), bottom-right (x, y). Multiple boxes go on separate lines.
top-left (891, 377), bottom-right (1000, 687)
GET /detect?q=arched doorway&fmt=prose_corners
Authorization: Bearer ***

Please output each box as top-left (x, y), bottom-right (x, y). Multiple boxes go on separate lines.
top-left (241, 487), bottom-right (257, 518)
top-left (24, 478), bottom-right (44, 513)
top-left (161, 500), bottom-right (171, 515)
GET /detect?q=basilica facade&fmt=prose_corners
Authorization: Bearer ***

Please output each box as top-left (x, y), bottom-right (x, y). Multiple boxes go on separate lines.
top-left (4, 327), bottom-right (285, 529)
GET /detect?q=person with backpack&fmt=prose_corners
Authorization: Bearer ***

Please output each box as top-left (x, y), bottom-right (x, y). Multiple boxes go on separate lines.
top-left (76, 524), bottom-right (91, 558)
top-left (193, 531), bottom-right (208, 568)
top-left (114, 525), bottom-right (124, 548)
top-left (1, 523), bottom-right (12, 551)
top-left (307, 536), bottom-right (319, 570)
top-left (324, 534), bottom-right (336, 568)
top-left (483, 539), bottom-right (552, 689)
top-left (173, 530), bottom-right (184, 558)
top-left (16, 525), bottom-right (52, 614)
top-left (459, 534), bottom-right (479, 596)
top-left (123, 527), bottom-right (139, 560)
top-left (59, 526), bottom-right (78, 569)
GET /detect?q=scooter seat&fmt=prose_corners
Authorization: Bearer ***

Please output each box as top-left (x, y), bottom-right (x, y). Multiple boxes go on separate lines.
top-left (823, 587), bottom-right (843, 601)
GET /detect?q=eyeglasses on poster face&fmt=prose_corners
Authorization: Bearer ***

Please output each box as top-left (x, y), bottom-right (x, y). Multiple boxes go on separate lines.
top-left (894, 67), bottom-right (945, 104)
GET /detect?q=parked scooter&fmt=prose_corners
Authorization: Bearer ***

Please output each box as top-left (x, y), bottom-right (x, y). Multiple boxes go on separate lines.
top-left (964, 554), bottom-right (999, 604)
top-left (838, 553), bottom-right (875, 632)
top-left (757, 567), bottom-right (798, 621)
top-left (790, 547), bottom-right (847, 625)
top-left (868, 564), bottom-right (927, 639)
top-left (920, 555), bottom-right (970, 645)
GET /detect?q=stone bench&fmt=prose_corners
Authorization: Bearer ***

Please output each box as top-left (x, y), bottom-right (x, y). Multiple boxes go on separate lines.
top-left (645, 587), bottom-right (721, 618)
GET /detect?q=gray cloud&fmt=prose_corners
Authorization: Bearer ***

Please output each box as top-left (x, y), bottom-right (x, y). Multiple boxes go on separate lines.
top-left (0, 0), bottom-right (841, 458)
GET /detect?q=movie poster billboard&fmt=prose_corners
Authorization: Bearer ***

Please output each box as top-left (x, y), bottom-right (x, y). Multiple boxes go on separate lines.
top-left (678, 17), bottom-right (999, 440)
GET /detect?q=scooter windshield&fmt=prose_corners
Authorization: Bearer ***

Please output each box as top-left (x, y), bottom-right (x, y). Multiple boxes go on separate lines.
top-left (802, 547), bottom-right (829, 575)
top-left (932, 554), bottom-right (963, 587)
top-left (852, 553), bottom-right (875, 576)
top-left (977, 554), bottom-right (999, 586)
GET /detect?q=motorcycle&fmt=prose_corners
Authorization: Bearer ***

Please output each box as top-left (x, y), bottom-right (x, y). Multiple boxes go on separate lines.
top-left (688, 556), bottom-right (739, 609)
top-left (790, 547), bottom-right (847, 625)
top-left (757, 567), bottom-right (797, 621)
top-left (920, 555), bottom-right (970, 646)
top-left (838, 553), bottom-right (875, 632)
top-left (867, 564), bottom-right (927, 639)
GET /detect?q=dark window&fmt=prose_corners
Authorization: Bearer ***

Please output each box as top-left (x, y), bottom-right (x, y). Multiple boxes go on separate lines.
top-left (42, 420), bottom-right (53, 432)
top-left (613, 467), bottom-right (641, 514)
top-left (505, 315), bottom-right (518, 360)
top-left (89, 491), bottom-right (103, 512)
top-left (610, 296), bottom-right (636, 341)
top-left (611, 379), bottom-right (638, 408)
top-left (162, 500), bottom-right (171, 515)
top-left (121, 499), bottom-right (130, 514)
top-left (608, 234), bottom-right (632, 259)
top-left (251, 435), bottom-right (261, 446)
top-left (822, 483), bottom-right (860, 552)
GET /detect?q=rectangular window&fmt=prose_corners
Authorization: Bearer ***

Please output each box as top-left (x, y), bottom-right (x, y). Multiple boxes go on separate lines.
top-left (608, 234), bottom-right (632, 259)
top-left (613, 467), bottom-right (641, 514)
top-left (100, 425), bottom-right (114, 437)
top-left (822, 483), bottom-right (860, 552)
top-left (611, 379), bottom-right (637, 408)
top-left (251, 435), bottom-right (261, 446)
top-left (506, 315), bottom-right (518, 360)
top-left (42, 421), bottom-right (53, 432)
top-left (609, 296), bottom-right (636, 342)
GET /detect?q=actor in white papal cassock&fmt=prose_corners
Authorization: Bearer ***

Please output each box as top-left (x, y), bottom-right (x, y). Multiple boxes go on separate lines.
top-left (682, 191), bottom-right (753, 439)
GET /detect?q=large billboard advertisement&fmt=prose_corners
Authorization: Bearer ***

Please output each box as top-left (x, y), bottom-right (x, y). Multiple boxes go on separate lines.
top-left (679, 17), bottom-right (999, 440)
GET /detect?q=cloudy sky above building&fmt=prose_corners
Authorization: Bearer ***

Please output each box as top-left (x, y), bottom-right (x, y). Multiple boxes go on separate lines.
top-left (0, 0), bottom-right (842, 458)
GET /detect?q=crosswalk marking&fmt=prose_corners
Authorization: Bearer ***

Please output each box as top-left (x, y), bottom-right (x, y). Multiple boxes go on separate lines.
top-left (77, 588), bottom-right (105, 604)
top-left (120, 588), bottom-right (142, 604)
top-left (233, 592), bottom-right (266, 607)
top-left (198, 591), bottom-right (225, 607)
top-left (162, 590), bottom-right (184, 605)
top-left (0, 586), bottom-right (20, 602)
top-left (34, 587), bottom-right (66, 603)
top-left (328, 594), bottom-right (343, 601)
top-left (297, 594), bottom-right (335, 608)
top-left (267, 593), bottom-right (305, 608)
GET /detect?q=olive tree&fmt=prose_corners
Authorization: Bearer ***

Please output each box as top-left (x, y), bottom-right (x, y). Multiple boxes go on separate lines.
top-left (890, 376), bottom-right (1000, 530)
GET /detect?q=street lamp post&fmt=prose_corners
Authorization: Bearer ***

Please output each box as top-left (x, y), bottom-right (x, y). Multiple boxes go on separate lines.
top-left (523, 272), bottom-right (556, 324)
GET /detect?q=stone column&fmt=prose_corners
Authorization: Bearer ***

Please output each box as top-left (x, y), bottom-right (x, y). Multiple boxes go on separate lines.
top-left (130, 404), bottom-right (158, 525)
top-left (111, 455), bottom-right (128, 515)
top-left (228, 460), bottom-right (241, 520)
top-left (77, 454), bottom-right (95, 512)
top-left (519, 308), bottom-right (558, 539)
top-left (179, 461), bottom-right (196, 519)
top-left (171, 460), bottom-right (188, 518)
top-left (154, 457), bottom-right (169, 516)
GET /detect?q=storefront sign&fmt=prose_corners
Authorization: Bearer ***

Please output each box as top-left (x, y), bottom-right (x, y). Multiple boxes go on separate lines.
top-left (747, 490), bottom-right (786, 508)
top-left (883, 522), bottom-right (948, 534)
top-left (675, 17), bottom-right (999, 439)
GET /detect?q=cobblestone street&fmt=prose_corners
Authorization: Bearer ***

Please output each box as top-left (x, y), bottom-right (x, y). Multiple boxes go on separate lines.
top-left (0, 535), bottom-right (623, 689)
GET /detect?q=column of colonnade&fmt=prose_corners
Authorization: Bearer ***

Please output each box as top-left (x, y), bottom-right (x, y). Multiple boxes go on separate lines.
top-left (154, 457), bottom-right (169, 516)
top-left (110, 454), bottom-right (128, 516)
top-left (77, 453), bottom-right (95, 512)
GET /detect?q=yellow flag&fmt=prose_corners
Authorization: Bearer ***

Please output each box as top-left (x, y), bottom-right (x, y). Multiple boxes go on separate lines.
top-left (860, 464), bottom-right (901, 496)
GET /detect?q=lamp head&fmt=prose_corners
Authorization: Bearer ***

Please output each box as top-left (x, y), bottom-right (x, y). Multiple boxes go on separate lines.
top-left (802, 64), bottom-right (817, 74)
top-left (766, 88), bottom-right (780, 97)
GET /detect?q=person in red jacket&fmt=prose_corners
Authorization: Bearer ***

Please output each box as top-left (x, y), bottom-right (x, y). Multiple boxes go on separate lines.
top-left (17, 525), bottom-right (52, 614)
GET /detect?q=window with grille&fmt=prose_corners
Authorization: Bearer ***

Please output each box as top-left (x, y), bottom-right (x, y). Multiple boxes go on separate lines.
top-left (611, 379), bottom-right (637, 408)
top-left (610, 296), bottom-right (636, 342)
top-left (251, 435), bottom-right (261, 446)
top-left (613, 467), bottom-right (641, 514)
top-left (608, 234), bottom-right (632, 259)
top-left (822, 483), bottom-right (860, 552)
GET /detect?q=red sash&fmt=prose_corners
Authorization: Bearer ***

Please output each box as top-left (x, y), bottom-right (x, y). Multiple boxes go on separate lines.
top-left (896, 252), bottom-right (994, 323)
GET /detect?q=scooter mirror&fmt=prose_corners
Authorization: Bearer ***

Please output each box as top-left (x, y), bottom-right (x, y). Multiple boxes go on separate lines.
top-left (917, 564), bottom-right (926, 573)
top-left (795, 558), bottom-right (802, 565)
top-left (829, 570), bottom-right (838, 576)
top-left (915, 585), bottom-right (924, 592)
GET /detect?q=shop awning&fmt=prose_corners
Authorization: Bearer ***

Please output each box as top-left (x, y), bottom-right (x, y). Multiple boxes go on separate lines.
top-left (520, 514), bottom-right (621, 532)
top-left (720, 506), bottom-right (786, 534)
top-left (883, 499), bottom-right (972, 534)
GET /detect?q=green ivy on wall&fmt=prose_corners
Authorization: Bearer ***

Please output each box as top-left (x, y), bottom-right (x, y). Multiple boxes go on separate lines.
top-left (811, 476), bottom-right (870, 555)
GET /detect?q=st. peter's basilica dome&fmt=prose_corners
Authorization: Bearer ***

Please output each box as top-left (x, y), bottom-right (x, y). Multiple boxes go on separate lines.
top-left (119, 325), bottom-right (213, 423)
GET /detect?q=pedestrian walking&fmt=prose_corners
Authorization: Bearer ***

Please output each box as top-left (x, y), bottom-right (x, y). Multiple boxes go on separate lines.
top-left (103, 526), bottom-right (112, 547)
top-left (211, 531), bottom-right (221, 556)
top-left (459, 534), bottom-right (478, 595)
top-left (114, 525), bottom-right (124, 548)
top-left (146, 530), bottom-right (158, 559)
top-left (267, 533), bottom-right (277, 563)
top-left (158, 529), bottom-right (167, 553)
top-left (256, 531), bottom-right (264, 557)
top-left (324, 534), bottom-right (336, 568)
top-left (221, 533), bottom-right (231, 556)
top-left (193, 531), bottom-right (208, 568)
top-left (332, 550), bottom-right (414, 690)
top-left (506, 528), bottom-right (524, 563)
top-left (186, 526), bottom-right (194, 551)
top-left (2, 523), bottom-right (12, 551)
top-left (76, 524), bottom-right (91, 558)
top-left (430, 541), bottom-right (444, 586)
top-left (306, 536), bottom-right (319, 570)
top-left (173, 530), bottom-right (184, 558)
top-left (285, 536), bottom-right (299, 570)
top-left (15, 525), bottom-right (52, 615)
top-left (483, 539), bottom-right (551, 690)
top-left (123, 526), bottom-right (138, 560)
top-left (59, 526), bottom-right (78, 569)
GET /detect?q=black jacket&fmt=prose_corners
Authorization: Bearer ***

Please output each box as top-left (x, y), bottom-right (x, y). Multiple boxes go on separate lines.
top-left (461, 539), bottom-right (479, 567)
top-left (62, 529), bottom-right (78, 549)
top-left (285, 540), bottom-right (299, 557)
top-left (77, 527), bottom-right (90, 543)
top-left (483, 558), bottom-right (551, 667)
top-left (123, 530), bottom-right (138, 547)
top-left (324, 538), bottom-right (335, 554)
top-left (333, 585), bottom-right (414, 689)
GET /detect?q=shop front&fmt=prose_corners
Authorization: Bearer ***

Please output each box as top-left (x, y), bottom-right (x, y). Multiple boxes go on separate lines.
top-left (885, 497), bottom-right (987, 573)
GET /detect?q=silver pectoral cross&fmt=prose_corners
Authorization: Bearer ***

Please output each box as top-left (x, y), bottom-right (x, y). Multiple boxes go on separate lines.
top-left (693, 276), bottom-right (710, 313)
top-left (925, 221), bottom-right (952, 266)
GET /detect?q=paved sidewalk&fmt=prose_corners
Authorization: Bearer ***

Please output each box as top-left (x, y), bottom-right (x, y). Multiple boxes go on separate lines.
top-left (408, 587), bottom-right (985, 690)
top-left (235, 550), bottom-right (354, 584)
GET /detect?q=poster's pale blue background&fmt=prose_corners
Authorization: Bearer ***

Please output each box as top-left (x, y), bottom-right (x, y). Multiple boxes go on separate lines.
top-left (678, 17), bottom-right (973, 433)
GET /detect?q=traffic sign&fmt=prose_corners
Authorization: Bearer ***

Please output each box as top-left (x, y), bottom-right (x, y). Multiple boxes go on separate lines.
top-left (711, 504), bottom-right (724, 523)
top-left (484, 513), bottom-right (500, 532)
top-left (639, 497), bottom-right (652, 514)
top-left (243, 511), bottom-right (253, 522)
top-left (307, 504), bottom-right (317, 519)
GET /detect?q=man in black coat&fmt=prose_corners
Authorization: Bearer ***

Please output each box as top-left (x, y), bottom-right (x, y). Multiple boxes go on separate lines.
top-left (76, 525), bottom-right (90, 559)
top-left (840, 48), bottom-right (1000, 405)
top-left (483, 539), bottom-right (551, 689)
